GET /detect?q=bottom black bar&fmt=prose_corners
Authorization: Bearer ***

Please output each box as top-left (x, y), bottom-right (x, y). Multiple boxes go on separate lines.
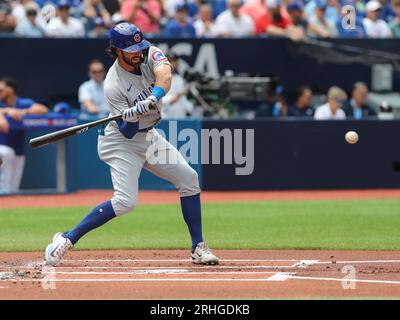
top-left (0, 300), bottom-right (397, 319)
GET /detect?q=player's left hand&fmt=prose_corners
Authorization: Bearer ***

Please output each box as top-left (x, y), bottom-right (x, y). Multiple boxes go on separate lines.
top-left (140, 96), bottom-right (158, 111)
top-left (122, 96), bottom-right (158, 122)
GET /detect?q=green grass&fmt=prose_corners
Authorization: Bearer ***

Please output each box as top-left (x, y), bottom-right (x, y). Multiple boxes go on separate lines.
top-left (1, 199), bottom-right (400, 251)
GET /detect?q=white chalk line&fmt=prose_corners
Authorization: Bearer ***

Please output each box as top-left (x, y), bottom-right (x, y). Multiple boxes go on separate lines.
top-left (288, 275), bottom-right (400, 285)
top-left (0, 265), bottom-right (293, 271)
top-left (0, 278), bottom-right (274, 283)
top-left (39, 270), bottom-right (278, 275)
top-left (313, 260), bottom-right (400, 265)
top-left (291, 260), bottom-right (319, 268)
top-left (3, 275), bottom-right (400, 285)
top-left (61, 258), bottom-right (400, 265)
top-left (4, 275), bottom-right (400, 286)
top-left (63, 258), bottom-right (299, 263)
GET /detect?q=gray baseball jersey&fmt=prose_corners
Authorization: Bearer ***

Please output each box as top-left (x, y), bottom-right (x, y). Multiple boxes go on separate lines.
top-left (98, 45), bottom-right (200, 216)
top-left (104, 45), bottom-right (172, 131)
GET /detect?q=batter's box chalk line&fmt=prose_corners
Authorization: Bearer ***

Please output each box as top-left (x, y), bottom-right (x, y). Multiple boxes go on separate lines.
top-left (0, 265), bottom-right (292, 271)
top-left (63, 258), bottom-right (299, 263)
top-left (40, 270), bottom-right (279, 275)
top-left (291, 260), bottom-right (320, 268)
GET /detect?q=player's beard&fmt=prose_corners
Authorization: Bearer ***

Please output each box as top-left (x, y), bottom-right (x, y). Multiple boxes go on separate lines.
top-left (121, 52), bottom-right (142, 71)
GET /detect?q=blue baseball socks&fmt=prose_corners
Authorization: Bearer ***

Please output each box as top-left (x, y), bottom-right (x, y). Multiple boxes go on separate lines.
top-left (180, 193), bottom-right (204, 251)
top-left (64, 195), bottom-right (203, 250)
top-left (65, 200), bottom-right (116, 245)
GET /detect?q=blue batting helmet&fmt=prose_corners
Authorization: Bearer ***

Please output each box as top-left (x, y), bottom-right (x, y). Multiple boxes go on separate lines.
top-left (109, 23), bottom-right (151, 53)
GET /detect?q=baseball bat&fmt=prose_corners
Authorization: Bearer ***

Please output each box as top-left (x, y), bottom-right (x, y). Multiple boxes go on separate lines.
top-left (29, 114), bottom-right (122, 149)
top-left (29, 103), bottom-right (158, 149)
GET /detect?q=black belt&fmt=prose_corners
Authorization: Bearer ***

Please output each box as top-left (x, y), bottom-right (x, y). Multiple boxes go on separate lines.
top-left (138, 126), bottom-right (154, 132)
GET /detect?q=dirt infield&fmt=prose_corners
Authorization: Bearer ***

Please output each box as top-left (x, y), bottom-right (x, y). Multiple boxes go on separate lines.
top-left (1, 189), bottom-right (400, 209)
top-left (1, 189), bottom-right (400, 299)
top-left (1, 250), bottom-right (400, 299)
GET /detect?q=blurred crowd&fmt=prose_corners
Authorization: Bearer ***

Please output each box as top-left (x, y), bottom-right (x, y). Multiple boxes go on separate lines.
top-left (256, 81), bottom-right (379, 120)
top-left (74, 56), bottom-right (382, 120)
top-left (0, 0), bottom-right (399, 38)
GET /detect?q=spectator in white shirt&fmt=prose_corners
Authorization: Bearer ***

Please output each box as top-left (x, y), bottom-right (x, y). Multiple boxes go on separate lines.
top-left (215, 0), bottom-right (255, 37)
top-left (194, 4), bottom-right (218, 37)
top-left (15, 5), bottom-right (45, 37)
top-left (161, 53), bottom-right (194, 119)
top-left (362, 0), bottom-right (392, 38)
top-left (45, 1), bottom-right (85, 38)
top-left (78, 60), bottom-right (109, 116)
top-left (12, 0), bottom-right (40, 26)
top-left (314, 86), bottom-right (347, 120)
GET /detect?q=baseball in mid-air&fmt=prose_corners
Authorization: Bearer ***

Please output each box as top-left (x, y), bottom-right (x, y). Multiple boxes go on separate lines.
top-left (345, 131), bottom-right (359, 144)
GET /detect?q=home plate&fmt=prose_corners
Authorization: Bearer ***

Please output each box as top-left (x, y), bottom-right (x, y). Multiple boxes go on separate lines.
top-left (266, 272), bottom-right (294, 281)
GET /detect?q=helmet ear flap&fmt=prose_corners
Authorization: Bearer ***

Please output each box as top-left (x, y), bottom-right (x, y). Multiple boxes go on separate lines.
top-left (141, 47), bottom-right (150, 64)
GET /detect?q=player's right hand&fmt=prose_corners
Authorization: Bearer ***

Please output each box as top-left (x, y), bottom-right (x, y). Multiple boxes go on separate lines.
top-left (122, 101), bottom-right (152, 122)
top-left (122, 107), bottom-right (140, 122)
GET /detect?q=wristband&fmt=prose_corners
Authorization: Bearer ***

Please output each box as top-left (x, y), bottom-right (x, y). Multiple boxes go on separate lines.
top-left (152, 86), bottom-right (165, 101)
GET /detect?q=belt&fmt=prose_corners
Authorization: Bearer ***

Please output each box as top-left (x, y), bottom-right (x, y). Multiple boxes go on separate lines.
top-left (138, 126), bottom-right (154, 132)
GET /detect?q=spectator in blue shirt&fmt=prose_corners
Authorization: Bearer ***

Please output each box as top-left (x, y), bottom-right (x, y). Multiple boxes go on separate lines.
top-left (35, 0), bottom-right (82, 8)
top-left (378, 0), bottom-right (396, 21)
top-left (0, 78), bottom-right (48, 194)
top-left (209, 0), bottom-right (227, 19)
top-left (88, 17), bottom-right (109, 38)
top-left (164, 4), bottom-right (196, 37)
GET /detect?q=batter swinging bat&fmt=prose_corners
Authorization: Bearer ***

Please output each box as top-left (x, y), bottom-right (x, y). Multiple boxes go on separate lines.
top-left (29, 102), bottom-right (158, 149)
top-left (29, 114), bottom-right (122, 149)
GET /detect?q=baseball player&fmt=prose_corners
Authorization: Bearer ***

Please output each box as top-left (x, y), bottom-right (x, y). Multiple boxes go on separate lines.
top-left (45, 22), bottom-right (219, 266)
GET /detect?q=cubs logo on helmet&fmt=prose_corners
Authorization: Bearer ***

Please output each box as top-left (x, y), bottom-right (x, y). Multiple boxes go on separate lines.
top-left (134, 33), bottom-right (141, 43)
top-left (109, 22), bottom-right (151, 53)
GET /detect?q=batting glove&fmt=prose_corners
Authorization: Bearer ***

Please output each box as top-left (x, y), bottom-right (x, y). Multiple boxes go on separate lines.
top-left (139, 96), bottom-right (158, 113)
top-left (122, 96), bottom-right (157, 122)
top-left (122, 106), bottom-right (140, 122)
